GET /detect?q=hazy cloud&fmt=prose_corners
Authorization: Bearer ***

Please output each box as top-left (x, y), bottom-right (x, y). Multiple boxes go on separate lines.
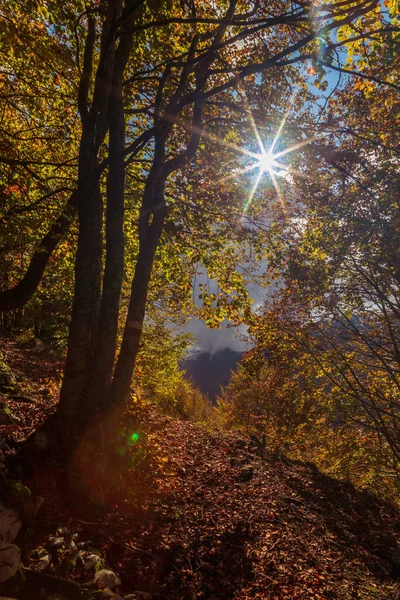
top-left (186, 319), bottom-right (248, 354)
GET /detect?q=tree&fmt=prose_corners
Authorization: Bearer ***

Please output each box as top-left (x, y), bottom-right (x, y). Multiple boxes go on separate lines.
top-left (1, 0), bottom-right (398, 459)
top-left (241, 7), bottom-right (400, 496)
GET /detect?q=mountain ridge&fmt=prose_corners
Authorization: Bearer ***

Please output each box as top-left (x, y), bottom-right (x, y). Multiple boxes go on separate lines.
top-left (182, 347), bottom-right (243, 401)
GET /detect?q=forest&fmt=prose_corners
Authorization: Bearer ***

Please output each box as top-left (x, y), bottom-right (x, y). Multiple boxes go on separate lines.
top-left (0, 0), bottom-right (400, 598)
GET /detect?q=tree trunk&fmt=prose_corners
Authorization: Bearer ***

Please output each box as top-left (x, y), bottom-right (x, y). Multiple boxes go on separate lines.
top-left (110, 165), bottom-right (167, 406)
top-left (56, 2), bottom-right (122, 449)
top-left (82, 9), bottom-right (136, 418)
top-left (57, 131), bottom-right (104, 444)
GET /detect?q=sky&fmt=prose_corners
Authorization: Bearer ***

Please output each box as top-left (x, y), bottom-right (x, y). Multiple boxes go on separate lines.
top-left (187, 263), bottom-right (268, 353)
top-left (187, 60), bottom-right (344, 354)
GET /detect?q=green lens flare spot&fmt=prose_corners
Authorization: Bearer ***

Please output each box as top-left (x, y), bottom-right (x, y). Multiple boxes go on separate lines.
top-left (130, 432), bottom-right (139, 443)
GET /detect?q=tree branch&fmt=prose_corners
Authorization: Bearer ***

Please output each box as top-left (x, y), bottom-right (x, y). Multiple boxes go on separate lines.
top-left (0, 192), bottom-right (78, 312)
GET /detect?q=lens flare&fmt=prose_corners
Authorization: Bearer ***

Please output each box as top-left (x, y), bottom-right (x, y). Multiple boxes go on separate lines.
top-left (257, 151), bottom-right (277, 173)
top-left (163, 86), bottom-right (315, 214)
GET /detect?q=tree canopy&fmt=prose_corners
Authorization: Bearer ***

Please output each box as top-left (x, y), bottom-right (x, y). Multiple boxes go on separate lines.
top-left (0, 0), bottom-right (399, 467)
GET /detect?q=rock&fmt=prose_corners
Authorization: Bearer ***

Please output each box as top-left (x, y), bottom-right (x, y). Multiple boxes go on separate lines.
top-left (23, 567), bottom-right (81, 596)
top-left (3, 481), bottom-right (41, 524)
top-left (0, 369), bottom-right (19, 396)
top-left (94, 569), bottom-right (121, 590)
top-left (0, 505), bottom-right (22, 543)
top-left (0, 542), bottom-right (21, 582)
top-left (125, 593), bottom-right (152, 600)
top-left (239, 465), bottom-right (254, 482)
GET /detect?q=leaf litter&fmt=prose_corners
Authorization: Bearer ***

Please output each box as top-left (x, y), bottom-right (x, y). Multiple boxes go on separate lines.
top-left (1, 336), bottom-right (400, 599)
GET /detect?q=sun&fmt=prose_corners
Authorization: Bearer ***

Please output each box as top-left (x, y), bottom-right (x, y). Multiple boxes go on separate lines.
top-left (257, 150), bottom-right (278, 174)
top-left (177, 89), bottom-right (314, 214)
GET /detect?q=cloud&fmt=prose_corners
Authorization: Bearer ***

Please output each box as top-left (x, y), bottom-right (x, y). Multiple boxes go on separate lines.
top-left (186, 318), bottom-right (248, 354)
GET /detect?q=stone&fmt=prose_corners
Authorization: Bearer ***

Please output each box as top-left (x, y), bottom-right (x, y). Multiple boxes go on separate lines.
top-left (125, 593), bottom-right (152, 600)
top-left (0, 542), bottom-right (21, 582)
top-left (94, 569), bottom-right (121, 590)
top-left (0, 369), bottom-right (19, 396)
top-left (0, 505), bottom-right (22, 543)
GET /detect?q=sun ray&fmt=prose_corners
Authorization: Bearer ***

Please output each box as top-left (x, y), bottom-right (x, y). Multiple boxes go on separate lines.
top-left (238, 85), bottom-right (266, 157)
top-left (280, 165), bottom-right (332, 190)
top-left (161, 90), bottom-right (319, 215)
top-left (162, 111), bottom-right (260, 161)
top-left (270, 113), bottom-right (288, 154)
top-left (243, 168), bottom-right (263, 213)
top-left (270, 171), bottom-right (287, 217)
top-left (270, 97), bottom-right (295, 153)
top-left (273, 136), bottom-right (317, 160)
top-left (198, 161), bottom-right (261, 190)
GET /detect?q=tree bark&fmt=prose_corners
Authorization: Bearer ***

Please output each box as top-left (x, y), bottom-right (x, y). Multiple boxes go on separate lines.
top-left (82, 3), bottom-right (138, 418)
top-left (57, 134), bottom-right (103, 439)
top-left (56, 0), bottom-right (142, 447)
top-left (110, 161), bottom-right (167, 406)
top-left (57, 3), bottom-right (119, 442)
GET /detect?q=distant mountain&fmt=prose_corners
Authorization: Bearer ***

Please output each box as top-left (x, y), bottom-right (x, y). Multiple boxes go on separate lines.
top-left (182, 347), bottom-right (243, 402)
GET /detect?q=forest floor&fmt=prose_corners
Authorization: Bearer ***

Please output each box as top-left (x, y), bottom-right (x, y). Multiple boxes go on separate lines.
top-left (1, 335), bottom-right (400, 599)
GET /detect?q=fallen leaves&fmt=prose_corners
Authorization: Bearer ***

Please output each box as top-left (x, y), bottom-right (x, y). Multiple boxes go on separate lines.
top-left (2, 337), bottom-right (400, 599)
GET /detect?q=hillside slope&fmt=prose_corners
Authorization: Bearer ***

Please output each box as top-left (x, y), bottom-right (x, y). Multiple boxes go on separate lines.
top-left (1, 336), bottom-right (400, 599)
